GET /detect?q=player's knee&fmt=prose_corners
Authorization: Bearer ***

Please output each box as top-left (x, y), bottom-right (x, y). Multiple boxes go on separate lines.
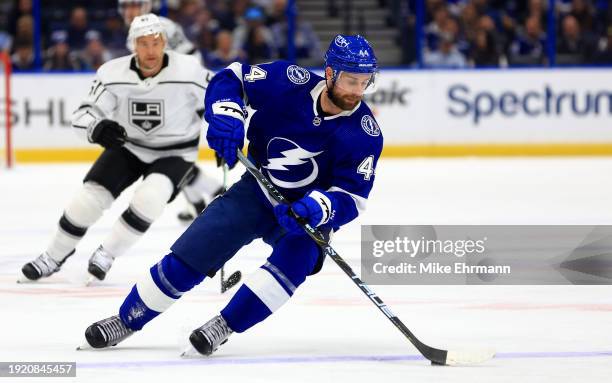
top-left (267, 233), bottom-right (321, 287)
top-left (130, 173), bottom-right (174, 221)
top-left (153, 253), bottom-right (205, 293)
top-left (64, 181), bottom-right (114, 228)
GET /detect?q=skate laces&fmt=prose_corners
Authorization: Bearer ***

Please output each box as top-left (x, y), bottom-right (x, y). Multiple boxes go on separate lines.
top-left (200, 316), bottom-right (232, 349)
top-left (97, 316), bottom-right (132, 343)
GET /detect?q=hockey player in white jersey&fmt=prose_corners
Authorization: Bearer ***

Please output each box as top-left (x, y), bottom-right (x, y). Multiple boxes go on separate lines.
top-left (21, 14), bottom-right (214, 282)
top-left (119, 0), bottom-right (202, 61)
top-left (119, 0), bottom-right (222, 221)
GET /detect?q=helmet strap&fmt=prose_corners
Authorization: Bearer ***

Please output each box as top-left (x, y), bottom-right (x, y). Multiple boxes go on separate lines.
top-left (325, 68), bottom-right (341, 108)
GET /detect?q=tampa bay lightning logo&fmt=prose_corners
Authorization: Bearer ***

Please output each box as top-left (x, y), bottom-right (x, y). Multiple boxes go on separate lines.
top-left (335, 35), bottom-right (349, 48)
top-left (263, 137), bottom-right (323, 189)
top-left (361, 115), bottom-right (380, 137)
top-left (286, 65), bottom-right (310, 85)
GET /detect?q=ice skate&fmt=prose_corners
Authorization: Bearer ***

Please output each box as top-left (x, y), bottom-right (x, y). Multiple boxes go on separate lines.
top-left (82, 315), bottom-right (133, 349)
top-left (185, 315), bottom-right (233, 356)
top-left (87, 245), bottom-right (115, 281)
top-left (20, 250), bottom-right (74, 281)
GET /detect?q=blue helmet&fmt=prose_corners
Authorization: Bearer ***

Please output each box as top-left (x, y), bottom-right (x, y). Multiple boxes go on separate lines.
top-left (324, 34), bottom-right (378, 94)
top-left (325, 34), bottom-right (378, 75)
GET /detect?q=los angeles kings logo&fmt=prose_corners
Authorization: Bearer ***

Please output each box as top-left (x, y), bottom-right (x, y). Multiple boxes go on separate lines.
top-left (129, 99), bottom-right (164, 134)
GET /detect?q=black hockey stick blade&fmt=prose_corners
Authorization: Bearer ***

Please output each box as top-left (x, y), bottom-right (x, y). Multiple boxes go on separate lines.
top-left (236, 150), bottom-right (494, 366)
top-left (221, 270), bottom-right (242, 293)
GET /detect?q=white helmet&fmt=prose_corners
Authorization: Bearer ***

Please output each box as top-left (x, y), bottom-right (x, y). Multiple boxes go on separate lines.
top-left (127, 13), bottom-right (166, 52)
top-left (118, 0), bottom-right (152, 17)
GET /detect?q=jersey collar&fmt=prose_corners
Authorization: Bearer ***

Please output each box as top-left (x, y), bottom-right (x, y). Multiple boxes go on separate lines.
top-left (310, 80), bottom-right (361, 120)
top-left (130, 53), bottom-right (169, 81)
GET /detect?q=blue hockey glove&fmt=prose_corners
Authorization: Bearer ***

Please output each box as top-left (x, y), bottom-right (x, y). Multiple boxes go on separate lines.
top-left (206, 100), bottom-right (245, 168)
top-left (274, 190), bottom-right (334, 233)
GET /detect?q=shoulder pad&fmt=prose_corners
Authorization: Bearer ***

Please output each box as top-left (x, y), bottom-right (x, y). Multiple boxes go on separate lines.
top-left (97, 55), bottom-right (133, 84)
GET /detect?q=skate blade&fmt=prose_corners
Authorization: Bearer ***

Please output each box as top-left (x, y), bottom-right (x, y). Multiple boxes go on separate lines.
top-left (180, 343), bottom-right (204, 359)
top-left (85, 276), bottom-right (98, 287)
top-left (76, 341), bottom-right (92, 351)
top-left (17, 274), bottom-right (39, 284)
top-left (16, 275), bottom-right (36, 284)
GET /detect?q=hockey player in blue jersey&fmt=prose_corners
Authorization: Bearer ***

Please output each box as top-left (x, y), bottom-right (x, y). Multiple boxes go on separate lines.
top-left (83, 34), bottom-right (383, 355)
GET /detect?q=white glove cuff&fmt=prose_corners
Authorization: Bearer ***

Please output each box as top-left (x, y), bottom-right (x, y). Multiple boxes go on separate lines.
top-left (307, 190), bottom-right (333, 226)
top-left (212, 101), bottom-right (245, 123)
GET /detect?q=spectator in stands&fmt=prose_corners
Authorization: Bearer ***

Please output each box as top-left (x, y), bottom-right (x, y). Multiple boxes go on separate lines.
top-left (102, 15), bottom-right (129, 58)
top-left (508, 16), bottom-right (546, 65)
top-left (67, 7), bottom-right (89, 51)
top-left (270, 0), bottom-right (321, 64)
top-left (594, 26), bottom-right (612, 64)
top-left (209, 1), bottom-right (238, 31)
top-left (567, 0), bottom-right (595, 35)
top-left (192, 9), bottom-right (220, 61)
top-left (205, 30), bottom-right (245, 70)
top-left (8, 0), bottom-right (32, 37)
top-left (176, 0), bottom-right (203, 42)
top-left (460, 1), bottom-right (479, 43)
top-left (425, 4), bottom-right (450, 51)
top-left (80, 30), bottom-right (112, 70)
top-left (517, 0), bottom-right (547, 28)
top-left (231, 0), bottom-right (251, 26)
top-left (266, 0), bottom-right (287, 26)
top-left (558, 14), bottom-right (597, 64)
top-left (446, 16), bottom-right (470, 57)
top-left (234, 7), bottom-right (276, 64)
top-left (469, 29), bottom-right (500, 66)
top-left (14, 14), bottom-right (34, 43)
top-left (43, 30), bottom-right (85, 71)
top-left (424, 31), bottom-right (467, 68)
top-left (10, 37), bottom-right (35, 71)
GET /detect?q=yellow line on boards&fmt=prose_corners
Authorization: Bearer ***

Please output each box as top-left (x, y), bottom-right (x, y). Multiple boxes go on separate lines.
top-left (12, 143), bottom-right (612, 163)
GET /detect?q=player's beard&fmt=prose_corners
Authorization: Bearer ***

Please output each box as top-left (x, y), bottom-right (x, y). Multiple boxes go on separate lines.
top-left (327, 86), bottom-right (361, 111)
top-left (140, 55), bottom-right (162, 72)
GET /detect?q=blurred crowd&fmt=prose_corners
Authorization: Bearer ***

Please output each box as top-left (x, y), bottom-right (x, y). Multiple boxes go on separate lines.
top-left (0, 0), bottom-right (611, 71)
top-left (0, 0), bottom-right (321, 71)
top-left (418, 0), bottom-right (612, 67)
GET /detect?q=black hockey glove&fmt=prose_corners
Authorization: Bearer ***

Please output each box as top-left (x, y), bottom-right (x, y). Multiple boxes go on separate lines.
top-left (215, 152), bottom-right (236, 169)
top-left (91, 120), bottom-right (127, 149)
top-left (215, 152), bottom-right (223, 167)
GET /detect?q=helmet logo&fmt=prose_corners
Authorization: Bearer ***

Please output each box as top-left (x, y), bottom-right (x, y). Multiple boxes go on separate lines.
top-left (358, 49), bottom-right (370, 57)
top-left (334, 35), bottom-right (349, 48)
top-left (286, 65), bottom-right (310, 85)
top-left (361, 115), bottom-right (380, 137)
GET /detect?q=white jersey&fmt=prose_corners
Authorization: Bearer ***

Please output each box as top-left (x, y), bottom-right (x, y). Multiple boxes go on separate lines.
top-left (72, 50), bottom-right (213, 163)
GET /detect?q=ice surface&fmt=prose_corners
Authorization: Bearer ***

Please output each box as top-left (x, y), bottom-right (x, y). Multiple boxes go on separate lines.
top-left (1, 158), bottom-right (611, 382)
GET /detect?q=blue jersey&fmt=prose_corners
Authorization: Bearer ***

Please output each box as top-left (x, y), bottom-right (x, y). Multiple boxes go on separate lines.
top-left (205, 61), bottom-right (383, 229)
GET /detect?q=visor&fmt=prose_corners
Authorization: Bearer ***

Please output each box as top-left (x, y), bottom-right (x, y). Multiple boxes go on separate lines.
top-left (334, 70), bottom-right (379, 95)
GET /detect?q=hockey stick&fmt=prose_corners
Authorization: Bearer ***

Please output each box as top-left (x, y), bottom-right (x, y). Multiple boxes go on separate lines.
top-left (236, 150), bottom-right (494, 366)
top-left (219, 161), bottom-right (242, 293)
